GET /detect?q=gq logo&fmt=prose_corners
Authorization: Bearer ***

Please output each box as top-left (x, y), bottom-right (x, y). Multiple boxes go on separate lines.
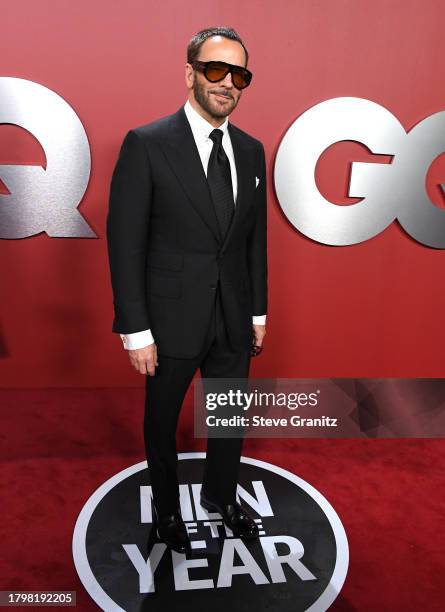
top-left (274, 97), bottom-right (445, 248)
top-left (0, 77), bottom-right (95, 238)
top-left (73, 453), bottom-right (348, 611)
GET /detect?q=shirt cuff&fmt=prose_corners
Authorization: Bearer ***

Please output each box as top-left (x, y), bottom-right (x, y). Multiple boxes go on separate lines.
top-left (120, 329), bottom-right (155, 350)
top-left (252, 315), bottom-right (266, 325)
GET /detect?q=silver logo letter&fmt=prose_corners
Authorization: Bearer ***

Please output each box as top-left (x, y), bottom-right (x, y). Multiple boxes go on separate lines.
top-left (0, 77), bottom-right (95, 239)
top-left (274, 97), bottom-right (445, 248)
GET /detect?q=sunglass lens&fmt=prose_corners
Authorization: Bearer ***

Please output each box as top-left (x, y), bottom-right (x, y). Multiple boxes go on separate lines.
top-left (206, 62), bottom-right (229, 82)
top-left (232, 68), bottom-right (251, 89)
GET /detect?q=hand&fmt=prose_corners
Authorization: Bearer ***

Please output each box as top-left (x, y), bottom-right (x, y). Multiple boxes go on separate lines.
top-left (128, 343), bottom-right (158, 375)
top-left (252, 323), bottom-right (266, 348)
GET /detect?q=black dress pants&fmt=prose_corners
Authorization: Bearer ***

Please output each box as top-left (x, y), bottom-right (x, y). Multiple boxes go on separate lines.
top-left (144, 283), bottom-right (251, 517)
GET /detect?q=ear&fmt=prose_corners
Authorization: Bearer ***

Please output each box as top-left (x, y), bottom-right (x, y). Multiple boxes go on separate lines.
top-left (185, 63), bottom-right (194, 89)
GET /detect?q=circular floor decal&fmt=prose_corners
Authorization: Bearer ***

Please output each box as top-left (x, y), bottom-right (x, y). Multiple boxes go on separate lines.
top-left (73, 453), bottom-right (348, 611)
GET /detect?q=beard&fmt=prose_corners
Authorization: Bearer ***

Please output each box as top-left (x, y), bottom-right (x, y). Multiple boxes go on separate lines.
top-left (193, 78), bottom-right (239, 119)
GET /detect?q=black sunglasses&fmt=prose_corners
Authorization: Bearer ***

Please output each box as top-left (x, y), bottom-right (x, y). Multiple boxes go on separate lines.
top-left (191, 60), bottom-right (253, 90)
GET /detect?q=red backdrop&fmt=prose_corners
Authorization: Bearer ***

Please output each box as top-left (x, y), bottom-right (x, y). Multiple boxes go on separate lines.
top-left (1, 0), bottom-right (445, 387)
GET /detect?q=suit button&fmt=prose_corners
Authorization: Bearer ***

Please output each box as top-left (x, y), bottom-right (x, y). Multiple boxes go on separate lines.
top-left (210, 285), bottom-right (217, 290)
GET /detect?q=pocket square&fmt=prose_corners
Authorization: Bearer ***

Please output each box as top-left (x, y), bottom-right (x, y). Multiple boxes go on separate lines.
top-left (255, 176), bottom-right (259, 187)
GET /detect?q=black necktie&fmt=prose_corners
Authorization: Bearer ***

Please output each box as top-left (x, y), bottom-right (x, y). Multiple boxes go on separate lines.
top-left (207, 128), bottom-right (235, 241)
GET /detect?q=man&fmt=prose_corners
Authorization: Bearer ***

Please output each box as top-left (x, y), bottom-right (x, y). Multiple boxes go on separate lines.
top-left (106, 26), bottom-right (267, 554)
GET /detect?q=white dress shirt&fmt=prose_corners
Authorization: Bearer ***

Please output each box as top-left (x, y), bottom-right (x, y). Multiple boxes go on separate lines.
top-left (120, 99), bottom-right (266, 350)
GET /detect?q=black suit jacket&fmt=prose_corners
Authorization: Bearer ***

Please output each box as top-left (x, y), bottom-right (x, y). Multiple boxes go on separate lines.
top-left (106, 104), bottom-right (267, 358)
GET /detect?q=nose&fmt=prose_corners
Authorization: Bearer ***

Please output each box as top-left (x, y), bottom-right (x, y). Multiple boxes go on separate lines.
top-left (220, 70), bottom-right (233, 88)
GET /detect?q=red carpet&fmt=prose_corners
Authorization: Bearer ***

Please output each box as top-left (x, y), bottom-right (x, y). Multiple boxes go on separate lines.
top-left (1, 388), bottom-right (444, 610)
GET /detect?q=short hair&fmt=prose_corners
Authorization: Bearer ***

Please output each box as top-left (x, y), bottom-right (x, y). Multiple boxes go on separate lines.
top-left (187, 27), bottom-right (249, 67)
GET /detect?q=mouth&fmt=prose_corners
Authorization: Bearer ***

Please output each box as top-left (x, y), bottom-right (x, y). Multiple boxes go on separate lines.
top-left (211, 92), bottom-right (232, 101)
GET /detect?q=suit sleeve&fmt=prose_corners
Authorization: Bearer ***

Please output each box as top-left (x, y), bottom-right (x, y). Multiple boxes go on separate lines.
top-left (246, 142), bottom-right (268, 317)
top-left (106, 129), bottom-right (152, 334)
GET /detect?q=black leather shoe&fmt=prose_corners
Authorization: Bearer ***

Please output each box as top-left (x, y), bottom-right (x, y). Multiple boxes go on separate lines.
top-left (153, 506), bottom-right (191, 554)
top-left (200, 491), bottom-right (259, 539)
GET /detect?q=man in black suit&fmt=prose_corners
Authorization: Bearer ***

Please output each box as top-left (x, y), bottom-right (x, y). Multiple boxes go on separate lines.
top-left (106, 26), bottom-right (267, 553)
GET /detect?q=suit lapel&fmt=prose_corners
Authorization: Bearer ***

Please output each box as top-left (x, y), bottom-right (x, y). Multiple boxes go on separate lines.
top-left (220, 122), bottom-right (251, 253)
top-left (161, 106), bottom-right (221, 243)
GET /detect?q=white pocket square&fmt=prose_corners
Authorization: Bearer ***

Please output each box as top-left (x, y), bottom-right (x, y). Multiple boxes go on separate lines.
top-left (255, 176), bottom-right (260, 187)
